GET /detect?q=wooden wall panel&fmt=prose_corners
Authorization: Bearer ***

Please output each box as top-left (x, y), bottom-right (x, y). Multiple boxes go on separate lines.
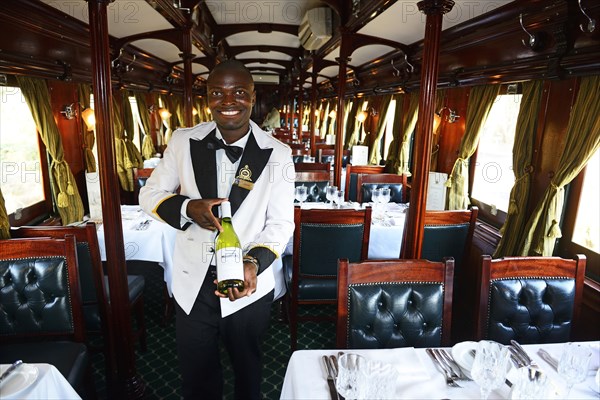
top-left (435, 86), bottom-right (470, 175)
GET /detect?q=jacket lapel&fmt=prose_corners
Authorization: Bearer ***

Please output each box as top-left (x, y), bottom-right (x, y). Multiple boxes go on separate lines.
top-left (229, 130), bottom-right (273, 215)
top-left (190, 129), bottom-right (219, 215)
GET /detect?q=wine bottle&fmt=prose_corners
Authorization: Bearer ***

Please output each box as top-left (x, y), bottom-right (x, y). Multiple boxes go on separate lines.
top-left (215, 201), bottom-right (245, 294)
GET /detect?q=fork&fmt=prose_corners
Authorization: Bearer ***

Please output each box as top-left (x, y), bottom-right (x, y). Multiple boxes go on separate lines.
top-left (426, 348), bottom-right (462, 387)
top-left (434, 348), bottom-right (470, 380)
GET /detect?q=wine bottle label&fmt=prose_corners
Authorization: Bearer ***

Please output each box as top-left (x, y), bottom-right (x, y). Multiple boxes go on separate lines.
top-left (216, 247), bottom-right (244, 281)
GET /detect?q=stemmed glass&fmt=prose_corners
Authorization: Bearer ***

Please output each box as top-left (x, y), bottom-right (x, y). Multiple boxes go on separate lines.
top-left (557, 342), bottom-right (592, 398)
top-left (471, 340), bottom-right (511, 400)
top-left (294, 185), bottom-right (308, 207)
top-left (326, 185), bottom-right (338, 208)
top-left (371, 188), bottom-right (383, 219)
top-left (335, 353), bottom-right (367, 400)
top-left (334, 190), bottom-right (345, 208)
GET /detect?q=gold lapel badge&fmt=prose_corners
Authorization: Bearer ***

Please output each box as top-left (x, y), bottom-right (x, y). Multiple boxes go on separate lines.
top-left (235, 165), bottom-right (254, 190)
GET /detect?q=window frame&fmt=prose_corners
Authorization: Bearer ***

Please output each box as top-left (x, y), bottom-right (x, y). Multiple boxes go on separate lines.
top-left (7, 133), bottom-right (54, 226)
top-left (469, 84), bottom-right (521, 228)
top-left (557, 164), bottom-right (600, 281)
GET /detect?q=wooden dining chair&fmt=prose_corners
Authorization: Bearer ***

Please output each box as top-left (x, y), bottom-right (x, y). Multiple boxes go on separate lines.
top-left (0, 236), bottom-right (96, 398)
top-left (356, 172), bottom-right (408, 203)
top-left (475, 254), bottom-right (586, 345)
top-left (10, 223), bottom-right (147, 355)
top-left (133, 168), bottom-right (154, 203)
top-left (344, 164), bottom-right (385, 201)
top-left (413, 206), bottom-right (478, 343)
top-left (283, 206), bottom-right (372, 352)
top-left (336, 258), bottom-right (455, 349)
top-left (294, 170), bottom-right (331, 203)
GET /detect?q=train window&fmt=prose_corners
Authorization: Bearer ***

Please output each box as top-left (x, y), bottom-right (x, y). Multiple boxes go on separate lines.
top-left (471, 92), bottom-right (522, 225)
top-left (0, 86), bottom-right (51, 224)
top-left (382, 99), bottom-right (397, 160)
top-left (128, 96), bottom-right (144, 150)
top-left (572, 149), bottom-right (599, 253)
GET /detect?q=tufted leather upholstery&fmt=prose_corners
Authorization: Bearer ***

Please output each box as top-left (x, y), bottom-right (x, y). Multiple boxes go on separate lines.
top-left (361, 183), bottom-right (403, 203)
top-left (0, 236), bottom-right (94, 398)
top-left (284, 206), bottom-right (372, 351)
top-left (337, 258), bottom-right (455, 349)
top-left (345, 165), bottom-right (385, 202)
top-left (294, 181), bottom-right (328, 203)
top-left (475, 255), bottom-right (586, 345)
top-left (422, 223), bottom-right (469, 266)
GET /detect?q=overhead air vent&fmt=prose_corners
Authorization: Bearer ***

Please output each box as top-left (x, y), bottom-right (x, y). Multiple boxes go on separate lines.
top-left (298, 7), bottom-right (332, 51)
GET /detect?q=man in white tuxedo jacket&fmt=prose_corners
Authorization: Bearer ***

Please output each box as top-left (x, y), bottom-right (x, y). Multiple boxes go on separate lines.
top-left (139, 60), bottom-right (294, 400)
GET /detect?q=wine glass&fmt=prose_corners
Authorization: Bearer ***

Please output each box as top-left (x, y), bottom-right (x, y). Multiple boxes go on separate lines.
top-left (471, 340), bottom-right (511, 400)
top-left (326, 185), bottom-right (338, 208)
top-left (294, 185), bottom-right (308, 207)
top-left (380, 187), bottom-right (391, 215)
top-left (371, 188), bottom-right (382, 219)
top-left (510, 367), bottom-right (550, 399)
top-left (334, 190), bottom-right (345, 208)
top-left (335, 353), bottom-right (367, 400)
top-left (557, 342), bottom-right (592, 398)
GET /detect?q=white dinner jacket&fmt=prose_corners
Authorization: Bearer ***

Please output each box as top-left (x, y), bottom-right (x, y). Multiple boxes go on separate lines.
top-left (139, 120), bottom-right (295, 315)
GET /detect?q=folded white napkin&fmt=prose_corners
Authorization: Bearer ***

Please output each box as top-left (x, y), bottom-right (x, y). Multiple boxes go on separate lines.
top-left (355, 347), bottom-right (430, 381)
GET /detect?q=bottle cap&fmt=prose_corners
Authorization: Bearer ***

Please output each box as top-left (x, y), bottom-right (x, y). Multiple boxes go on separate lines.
top-left (221, 201), bottom-right (232, 218)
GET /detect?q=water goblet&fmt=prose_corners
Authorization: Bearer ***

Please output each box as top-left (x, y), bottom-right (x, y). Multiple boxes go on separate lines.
top-left (510, 367), bottom-right (550, 399)
top-left (380, 187), bottom-right (391, 206)
top-left (326, 185), bottom-right (338, 208)
top-left (334, 190), bottom-right (345, 208)
top-left (557, 342), bottom-right (592, 398)
top-left (294, 185), bottom-right (308, 207)
top-left (335, 353), bottom-right (367, 400)
top-left (371, 188), bottom-right (383, 219)
top-left (470, 340), bottom-right (511, 400)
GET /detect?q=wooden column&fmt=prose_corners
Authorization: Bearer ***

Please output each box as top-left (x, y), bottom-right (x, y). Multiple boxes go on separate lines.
top-left (282, 86), bottom-right (289, 130)
top-left (309, 69), bottom-right (318, 157)
top-left (333, 34), bottom-right (349, 188)
top-left (182, 26), bottom-right (194, 127)
top-left (87, 0), bottom-right (144, 398)
top-left (297, 67), bottom-right (305, 138)
top-left (403, 0), bottom-right (455, 259)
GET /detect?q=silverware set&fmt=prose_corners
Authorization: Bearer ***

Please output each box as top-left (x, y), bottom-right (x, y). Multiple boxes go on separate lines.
top-left (426, 348), bottom-right (469, 387)
top-left (509, 340), bottom-right (538, 369)
top-left (134, 220), bottom-right (151, 230)
top-left (322, 353), bottom-right (345, 400)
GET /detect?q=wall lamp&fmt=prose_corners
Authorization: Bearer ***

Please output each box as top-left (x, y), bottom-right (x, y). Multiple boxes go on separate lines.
top-left (436, 106), bottom-right (460, 123)
top-left (81, 107), bottom-right (96, 130)
top-left (356, 107), bottom-right (378, 123)
top-left (158, 108), bottom-right (172, 121)
top-left (60, 103), bottom-right (78, 120)
top-left (328, 109), bottom-right (337, 119)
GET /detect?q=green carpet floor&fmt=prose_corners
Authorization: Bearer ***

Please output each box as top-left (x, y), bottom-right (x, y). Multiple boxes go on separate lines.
top-left (91, 262), bottom-right (335, 399)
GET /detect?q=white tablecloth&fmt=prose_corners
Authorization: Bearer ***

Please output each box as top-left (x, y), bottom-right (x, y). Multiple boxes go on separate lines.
top-left (280, 341), bottom-right (600, 400)
top-left (96, 205), bottom-right (177, 295)
top-left (0, 363), bottom-right (80, 400)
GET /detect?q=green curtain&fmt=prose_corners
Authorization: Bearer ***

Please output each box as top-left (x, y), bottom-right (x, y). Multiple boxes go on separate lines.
top-left (0, 188), bottom-right (10, 239)
top-left (344, 99), bottom-right (362, 149)
top-left (519, 75), bottom-right (600, 256)
top-left (396, 93), bottom-right (420, 176)
top-left (430, 90), bottom-right (446, 171)
top-left (369, 95), bottom-right (393, 164)
top-left (78, 83), bottom-right (96, 172)
top-left (121, 91), bottom-right (143, 169)
top-left (16, 76), bottom-right (84, 225)
top-left (384, 95), bottom-right (405, 173)
top-left (446, 85), bottom-right (500, 210)
top-left (134, 91), bottom-right (156, 160)
top-left (494, 81), bottom-right (543, 257)
top-left (112, 92), bottom-right (134, 191)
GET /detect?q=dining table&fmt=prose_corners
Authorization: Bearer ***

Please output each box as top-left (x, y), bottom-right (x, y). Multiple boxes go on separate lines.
top-left (95, 205), bottom-right (177, 295)
top-left (0, 363), bottom-right (80, 400)
top-left (279, 341), bottom-right (600, 399)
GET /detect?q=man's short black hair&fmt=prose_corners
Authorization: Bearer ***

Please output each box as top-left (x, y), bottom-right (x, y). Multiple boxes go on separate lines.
top-left (207, 59), bottom-right (254, 83)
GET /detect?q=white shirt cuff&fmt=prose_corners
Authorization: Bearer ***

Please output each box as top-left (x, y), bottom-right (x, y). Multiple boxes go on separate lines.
top-left (180, 198), bottom-right (193, 226)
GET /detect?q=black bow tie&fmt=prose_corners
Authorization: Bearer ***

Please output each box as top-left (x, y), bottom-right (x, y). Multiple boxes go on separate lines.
top-left (206, 136), bottom-right (243, 163)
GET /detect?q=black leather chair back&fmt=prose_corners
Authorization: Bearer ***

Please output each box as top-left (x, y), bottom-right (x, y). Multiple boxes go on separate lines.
top-left (475, 254), bottom-right (586, 345)
top-left (486, 277), bottom-right (576, 344)
top-left (361, 183), bottom-right (403, 203)
top-left (346, 282), bottom-right (444, 348)
top-left (1, 254), bottom-right (77, 335)
top-left (422, 223), bottom-right (469, 266)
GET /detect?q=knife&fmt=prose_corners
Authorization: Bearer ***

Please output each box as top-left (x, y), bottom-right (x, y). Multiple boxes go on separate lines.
top-left (537, 349), bottom-right (558, 371)
top-left (322, 356), bottom-right (339, 400)
top-left (0, 360), bottom-right (23, 384)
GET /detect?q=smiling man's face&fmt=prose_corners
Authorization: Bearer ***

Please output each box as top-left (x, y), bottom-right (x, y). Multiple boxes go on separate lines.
top-left (207, 63), bottom-right (256, 143)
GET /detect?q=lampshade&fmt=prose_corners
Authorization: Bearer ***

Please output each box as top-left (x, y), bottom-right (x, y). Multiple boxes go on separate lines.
top-left (81, 107), bottom-right (96, 130)
top-left (158, 108), bottom-right (172, 120)
top-left (192, 107), bottom-right (198, 116)
top-left (328, 110), bottom-right (337, 119)
top-left (356, 110), bottom-right (368, 123)
top-left (432, 112), bottom-right (442, 133)
top-left (205, 107), bottom-right (211, 115)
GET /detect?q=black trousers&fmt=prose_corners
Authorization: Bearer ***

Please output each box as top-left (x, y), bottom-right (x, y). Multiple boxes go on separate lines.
top-left (175, 270), bottom-right (274, 400)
